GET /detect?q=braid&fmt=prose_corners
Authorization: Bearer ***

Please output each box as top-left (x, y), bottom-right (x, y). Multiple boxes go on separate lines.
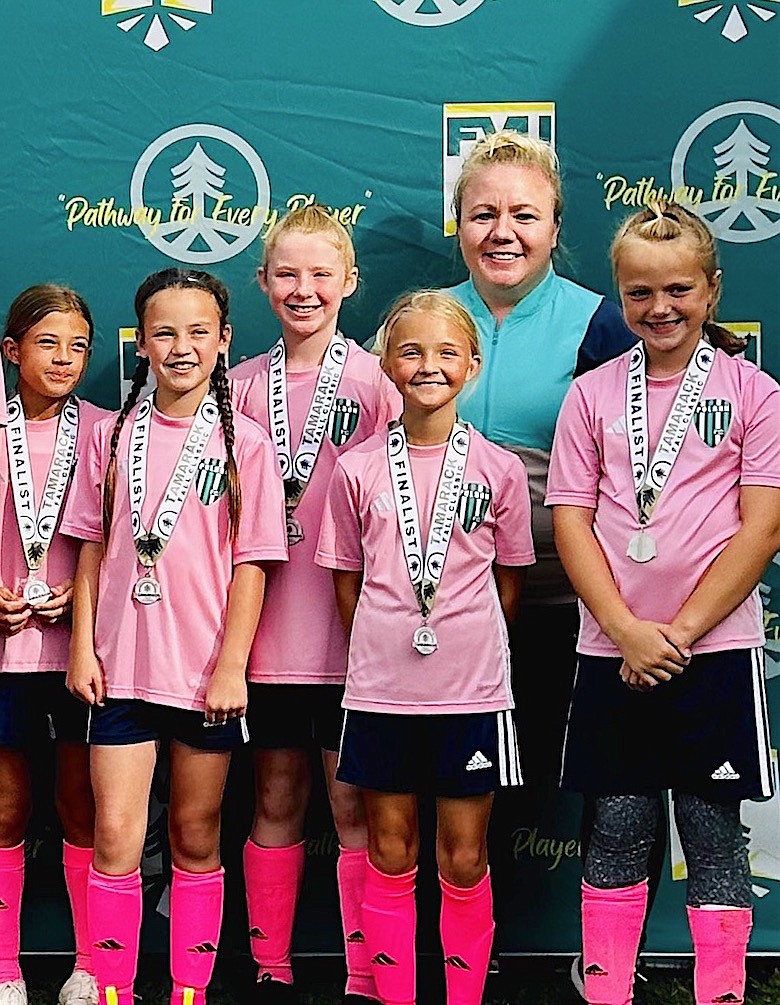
top-left (102, 357), bottom-right (151, 543)
top-left (210, 352), bottom-right (241, 541)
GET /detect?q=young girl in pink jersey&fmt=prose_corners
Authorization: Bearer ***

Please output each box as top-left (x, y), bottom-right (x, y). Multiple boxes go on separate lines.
top-left (0, 285), bottom-right (105, 1005)
top-left (230, 205), bottom-right (397, 1005)
top-left (316, 290), bottom-right (535, 1005)
top-left (64, 269), bottom-right (287, 1005)
top-left (547, 202), bottom-right (780, 1005)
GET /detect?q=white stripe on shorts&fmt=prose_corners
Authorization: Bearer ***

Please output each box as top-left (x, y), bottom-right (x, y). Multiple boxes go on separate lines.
top-left (239, 714), bottom-right (250, 744)
top-left (750, 647), bottom-right (773, 798)
top-left (86, 706), bottom-right (93, 744)
top-left (336, 709), bottom-right (349, 772)
top-left (559, 659), bottom-right (580, 787)
top-left (497, 710), bottom-right (521, 787)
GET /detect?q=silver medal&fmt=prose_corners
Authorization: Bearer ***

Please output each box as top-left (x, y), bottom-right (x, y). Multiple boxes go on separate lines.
top-left (133, 576), bottom-right (162, 605)
top-left (626, 530), bottom-right (657, 564)
top-left (286, 515), bottom-right (304, 547)
top-left (23, 578), bottom-right (52, 607)
top-left (412, 625), bottom-right (438, 656)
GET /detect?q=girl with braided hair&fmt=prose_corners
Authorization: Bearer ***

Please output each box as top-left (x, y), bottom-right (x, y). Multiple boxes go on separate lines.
top-left (63, 269), bottom-right (288, 1005)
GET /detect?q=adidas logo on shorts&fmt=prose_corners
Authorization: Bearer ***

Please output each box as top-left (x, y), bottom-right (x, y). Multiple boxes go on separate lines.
top-left (711, 761), bottom-right (741, 781)
top-left (465, 750), bottom-right (492, 771)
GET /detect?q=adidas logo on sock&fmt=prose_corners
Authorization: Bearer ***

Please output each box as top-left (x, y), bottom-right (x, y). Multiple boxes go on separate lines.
top-left (712, 994), bottom-right (742, 1003)
top-left (465, 750), bottom-right (492, 771)
top-left (444, 956), bottom-right (472, 971)
top-left (249, 926), bottom-right (269, 940)
top-left (711, 761), bottom-right (741, 781)
top-left (187, 942), bottom-right (217, 954)
top-left (346, 930), bottom-right (366, 943)
top-left (94, 938), bottom-right (125, 951)
top-left (371, 952), bottom-right (398, 966)
top-left (585, 963), bottom-right (608, 976)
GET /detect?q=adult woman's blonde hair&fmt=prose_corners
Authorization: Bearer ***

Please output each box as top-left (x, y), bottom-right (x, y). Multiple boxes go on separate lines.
top-left (453, 129), bottom-right (563, 225)
top-left (611, 200), bottom-right (744, 355)
top-left (375, 289), bottom-right (481, 362)
top-left (261, 204), bottom-right (356, 275)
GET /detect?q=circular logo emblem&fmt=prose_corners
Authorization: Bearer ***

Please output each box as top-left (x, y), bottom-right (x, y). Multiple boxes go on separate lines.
top-left (130, 124), bottom-right (271, 264)
top-left (372, 0), bottom-right (486, 27)
top-left (671, 101), bottom-right (780, 245)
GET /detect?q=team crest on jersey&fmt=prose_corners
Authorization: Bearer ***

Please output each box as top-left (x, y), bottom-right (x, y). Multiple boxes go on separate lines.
top-left (328, 398), bottom-right (360, 446)
top-left (196, 457), bottom-right (228, 504)
top-left (693, 399), bottom-right (732, 447)
top-left (457, 483), bottom-right (492, 533)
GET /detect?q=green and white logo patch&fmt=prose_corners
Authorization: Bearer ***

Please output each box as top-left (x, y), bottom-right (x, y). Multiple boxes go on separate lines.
top-left (693, 398), bottom-right (732, 447)
top-left (196, 457), bottom-right (228, 504)
top-left (328, 398), bottom-right (360, 446)
top-left (457, 482), bottom-right (492, 533)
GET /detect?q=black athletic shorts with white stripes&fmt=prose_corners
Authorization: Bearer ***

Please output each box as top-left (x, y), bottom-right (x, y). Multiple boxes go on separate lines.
top-left (336, 708), bottom-right (522, 796)
top-left (561, 647), bottom-right (773, 803)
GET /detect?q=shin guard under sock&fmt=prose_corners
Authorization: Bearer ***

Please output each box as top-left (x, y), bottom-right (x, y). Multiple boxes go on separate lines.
top-left (439, 871), bottom-right (494, 1005)
top-left (0, 843), bottom-right (24, 982)
top-left (169, 865), bottom-right (224, 1005)
top-left (63, 842), bottom-right (94, 976)
top-left (337, 846), bottom-right (378, 1000)
top-left (243, 839), bottom-right (304, 985)
top-left (362, 861), bottom-right (417, 1005)
top-left (87, 865), bottom-right (141, 1005)
top-left (581, 880), bottom-right (648, 1005)
top-left (687, 906), bottom-right (752, 1005)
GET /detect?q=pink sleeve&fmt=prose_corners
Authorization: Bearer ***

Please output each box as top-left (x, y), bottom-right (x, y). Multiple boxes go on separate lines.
top-left (740, 371), bottom-right (780, 488)
top-left (59, 422), bottom-right (105, 542)
top-left (0, 377), bottom-right (6, 425)
top-left (494, 456), bottom-right (536, 567)
top-left (546, 383), bottom-right (600, 508)
top-left (233, 426), bottom-right (288, 565)
top-left (315, 461), bottom-right (364, 572)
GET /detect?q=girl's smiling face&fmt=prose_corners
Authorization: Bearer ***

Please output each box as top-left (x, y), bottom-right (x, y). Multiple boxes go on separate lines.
top-left (616, 235), bottom-right (719, 373)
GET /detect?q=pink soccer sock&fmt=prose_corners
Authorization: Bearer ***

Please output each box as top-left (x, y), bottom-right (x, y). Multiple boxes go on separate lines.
top-left (687, 906), bottom-right (752, 1005)
top-left (243, 839), bottom-right (305, 985)
top-left (0, 843), bottom-right (24, 982)
top-left (362, 860), bottom-right (417, 1005)
top-left (170, 865), bottom-right (224, 1005)
top-left (439, 870), bottom-right (494, 1005)
top-left (88, 865), bottom-right (142, 1005)
top-left (581, 880), bottom-right (648, 1005)
top-left (337, 846), bottom-right (378, 1000)
top-left (63, 842), bottom-right (94, 976)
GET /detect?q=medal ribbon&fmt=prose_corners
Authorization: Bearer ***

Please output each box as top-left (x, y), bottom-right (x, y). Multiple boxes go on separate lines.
top-left (625, 339), bottom-right (714, 527)
top-left (387, 421), bottom-right (470, 619)
top-left (129, 394), bottom-right (220, 568)
top-left (267, 332), bottom-right (349, 511)
top-left (6, 395), bottom-right (79, 573)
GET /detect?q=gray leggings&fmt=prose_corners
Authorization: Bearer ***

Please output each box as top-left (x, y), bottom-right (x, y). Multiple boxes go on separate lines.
top-left (583, 792), bottom-right (751, 908)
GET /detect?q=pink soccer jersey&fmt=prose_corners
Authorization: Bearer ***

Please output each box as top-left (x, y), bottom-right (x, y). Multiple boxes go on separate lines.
top-left (230, 339), bottom-right (400, 684)
top-left (60, 404), bottom-right (288, 711)
top-left (546, 349), bottom-right (780, 656)
top-left (315, 428), bottom-right (535, 714)
top-left (0, 379), bottom-right (6, 425)
top-left (0, 399), bottom-right (107, 673)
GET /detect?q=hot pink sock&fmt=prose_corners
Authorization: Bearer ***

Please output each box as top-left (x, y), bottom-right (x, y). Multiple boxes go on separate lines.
top-left (87, 865), bottom-right (141, 1005)
top-left (362, 860), bottom-right (417, 1005)
top-left (337, 846), bottom-right (378, 1000)
top-left (687, 906), bottom-right (752, 1005)
top-left (243, 839), bottom-right (305, 985)
top-left (581, 879), bottom-right (648, 1005)
top-left (170, 865), bottom-right (224, 1005)
top-left (439, 870), bottom-right (494, 1005)
top-left (0, 843), bottom-right (24, 982)
top-left (63, 842), bottom-right (94, 976)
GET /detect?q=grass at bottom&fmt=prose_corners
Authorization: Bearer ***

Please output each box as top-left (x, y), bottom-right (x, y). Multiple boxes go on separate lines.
top-left (20, 954), bottom-right (780, 1005)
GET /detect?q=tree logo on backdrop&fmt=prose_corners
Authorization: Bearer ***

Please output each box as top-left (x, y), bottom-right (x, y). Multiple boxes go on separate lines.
top-left (102, 0), bottom-right (212, 52)
top-left (678, 1), bottom-right (777, 43)
top-left (442, 102), bottom-right (556, 235)
top-left (671, 101), bottom-right (780, 243)
top-left (373, 0), bottom-right (486, 26)
top-left (129, 124), bottom-right (270, 264)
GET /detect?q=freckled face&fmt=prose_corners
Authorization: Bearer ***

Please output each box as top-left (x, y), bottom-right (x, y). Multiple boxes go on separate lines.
top-left (3, 311), bottom-right (90, 403)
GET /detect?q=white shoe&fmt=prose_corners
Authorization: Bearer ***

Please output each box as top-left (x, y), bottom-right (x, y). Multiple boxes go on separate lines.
top-left (58, 970), bottom-right (98, 1005)
top-left (0, 980), bottom-right (27, 1005)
